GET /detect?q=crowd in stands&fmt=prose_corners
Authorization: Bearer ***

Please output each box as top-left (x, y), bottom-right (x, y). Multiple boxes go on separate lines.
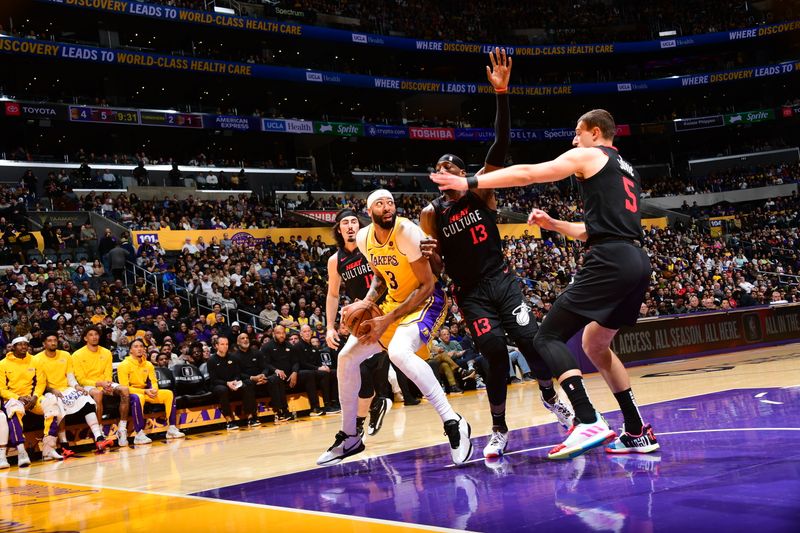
top-left (146, 0), bottom-right (776, 45)
top-left (642, 161), bottom-right (800, 197)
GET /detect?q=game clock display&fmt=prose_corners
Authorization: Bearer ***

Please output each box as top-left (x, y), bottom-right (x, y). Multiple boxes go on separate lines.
top-left (68, 106), bottom-right (139, 125)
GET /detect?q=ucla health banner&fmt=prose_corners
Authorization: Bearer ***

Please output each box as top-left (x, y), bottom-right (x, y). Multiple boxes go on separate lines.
top-left (37, 0), bottom-right (800, 57)
top-left (2, 37), bottom-right (798, 98)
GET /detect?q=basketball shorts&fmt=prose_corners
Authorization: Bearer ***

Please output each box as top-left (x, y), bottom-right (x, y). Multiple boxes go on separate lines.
top-left (558, 240), bottom-right (651, 329)
top-left (378, 282), bottom-right (448, 357)
top-left (455, 268), bottom-right (538, 351)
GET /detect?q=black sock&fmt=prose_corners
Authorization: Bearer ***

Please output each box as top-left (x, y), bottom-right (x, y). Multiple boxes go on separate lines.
top-left (490, 407), bottom-right (508, 433)
top-left (614, 388), bottom-right (643, 435)
top-left (539, 384), bottom-right (557, 404)
top-left (356, 416), bottom-right (366, 431)
top-left (561, 376), bottom-right (596, 424)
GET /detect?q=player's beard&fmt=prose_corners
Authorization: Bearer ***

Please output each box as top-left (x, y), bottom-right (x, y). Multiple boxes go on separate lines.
top-left (372, 211), bottom-right (396, 230)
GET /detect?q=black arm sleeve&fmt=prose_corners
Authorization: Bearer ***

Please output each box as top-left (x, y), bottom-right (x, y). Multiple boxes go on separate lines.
top-left (485, 93), bottom-right (510, 168)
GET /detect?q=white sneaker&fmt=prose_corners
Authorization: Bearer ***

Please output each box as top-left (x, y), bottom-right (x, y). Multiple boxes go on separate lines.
top-left (0, 452), bottom-right (9, 469)
top-left (541, 392), bottom-right (575, 430)
top-left (42, 447), bottom-right (64, 462)
top-left (444, 414), bottom-right (473, 465)
top-left (482, 429), bottom-right (508, 459)
top-left (133, 432), bottom-right (153, 445)
top-left (547, 411), bottom-right (616, 460)
top-left (17, 448), bottom-right (31, 468)
top-left (166, 425), bottom-right (185, 439)
top-left (316, 431), bottom-right (365, 466)
top-left (116, 428), bottom-right (128, 447)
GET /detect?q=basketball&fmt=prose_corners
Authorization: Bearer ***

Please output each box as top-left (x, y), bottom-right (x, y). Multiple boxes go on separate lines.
top-left (343, 300), bottom-right (383, 335)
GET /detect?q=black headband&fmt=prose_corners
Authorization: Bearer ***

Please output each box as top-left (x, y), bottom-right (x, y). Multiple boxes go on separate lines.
top-left (437, 154), bottom-right (465, 170)
top-left (335, 209), bottom-right (358, 223)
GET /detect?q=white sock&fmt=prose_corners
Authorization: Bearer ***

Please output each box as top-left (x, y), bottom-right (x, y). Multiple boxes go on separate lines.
top-left (17, 444), bottom-right (26, 454)
top-left (0, 448), bottom-right (6, 461)
top-left (337, 335), bottom-right (382, 436)
top-left (389, 326), bottom-right (457, 423)
top-left (118, 420), bottom-right (127, 430)
top-left (85, 412), bottom-right (103, 439)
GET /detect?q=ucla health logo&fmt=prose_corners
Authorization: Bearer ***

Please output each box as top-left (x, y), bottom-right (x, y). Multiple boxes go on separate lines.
top-left (306, 72), bottom-right (323, 82)
top-left (351, 34), bottom-right (368, 44)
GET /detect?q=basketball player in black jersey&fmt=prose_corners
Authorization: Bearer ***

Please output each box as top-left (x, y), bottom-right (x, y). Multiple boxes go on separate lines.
top-left (420, 48), bottom-right (574, 460)
top-left (326, 209), bottom-right (393, 437)
top-left (431, 109), bottom-right (659, 460)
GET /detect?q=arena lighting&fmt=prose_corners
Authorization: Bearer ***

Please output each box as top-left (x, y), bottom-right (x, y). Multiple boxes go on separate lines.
top-left (659, 30), bottom-right (677, 37)
top-left (213, 6), bottom-right (236, 15)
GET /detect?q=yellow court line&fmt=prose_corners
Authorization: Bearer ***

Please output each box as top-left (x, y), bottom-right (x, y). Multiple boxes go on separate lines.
top-left (0, 476), bottom-right (472, 533)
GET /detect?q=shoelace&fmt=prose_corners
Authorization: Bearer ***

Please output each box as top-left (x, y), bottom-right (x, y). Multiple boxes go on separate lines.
top-left (488, 433), bottom-right (505, 448)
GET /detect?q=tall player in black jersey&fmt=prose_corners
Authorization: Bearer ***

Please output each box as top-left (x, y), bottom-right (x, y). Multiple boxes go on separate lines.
top-left (421, 48), bottom-right (574, 460)
top-left (325, 209), bottom-right (393, 438)
top-left (431, 109), bottom-right (659, 460)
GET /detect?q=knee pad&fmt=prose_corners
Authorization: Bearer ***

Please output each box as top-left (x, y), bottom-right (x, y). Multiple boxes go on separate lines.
top-left (533, 332), bottom-right (578, 379)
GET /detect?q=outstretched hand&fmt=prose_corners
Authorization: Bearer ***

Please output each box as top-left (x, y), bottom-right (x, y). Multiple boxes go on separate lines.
top-left (528, 208), bottom-right (556, 231)
top-left (420, 237), bottom-right (439, 259)
top-left (486, 47), bottom-right (511, 90)
top-left (430, 173), bottom-right (468, 191)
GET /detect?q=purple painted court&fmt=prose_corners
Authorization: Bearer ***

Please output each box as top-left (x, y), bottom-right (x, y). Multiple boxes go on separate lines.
top-left (195, 388), bottom-right (800, 532)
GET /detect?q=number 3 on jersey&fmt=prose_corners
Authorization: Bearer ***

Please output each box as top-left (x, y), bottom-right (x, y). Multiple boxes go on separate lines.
top-left (385, 271), bottom-right (398, 290)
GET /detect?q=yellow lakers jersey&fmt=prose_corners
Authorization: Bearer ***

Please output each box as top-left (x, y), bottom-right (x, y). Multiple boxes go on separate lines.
top-left (364, 217), bottom-right (421, 303)
top-left (33, 350), bottom-right (74, 391)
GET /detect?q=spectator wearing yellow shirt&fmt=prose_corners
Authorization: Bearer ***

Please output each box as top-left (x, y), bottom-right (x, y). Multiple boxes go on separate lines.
top-left (206, 303), bottom-right (227, 327)
top-left (89, 305), bottom-right (107, 325)
top-left (34, 333), bottom-right (114, 455)
top-left (72, 326), bottom-right (131, 446)
top-left (117, 338), bottom-right (185, 445)
top-left (0, 337), bottom-right (62, 464)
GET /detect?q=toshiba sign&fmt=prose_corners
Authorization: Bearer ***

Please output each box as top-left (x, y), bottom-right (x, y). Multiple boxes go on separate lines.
top-left (409, 127), bottom-right (455, 140)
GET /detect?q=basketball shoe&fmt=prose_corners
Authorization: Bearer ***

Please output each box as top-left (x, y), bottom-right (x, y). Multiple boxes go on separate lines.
top-left (133, 432), bottom-right (153, 445)
top-left (605, 424), bottom-right (659, 454)
top-left (116, 427), bottom-right (128, 447)
top-left (547, 411), bottom-right (615, 460)
top-left (482, 428), bottom-right (508, 459)
top-left (17, 447), bottom-right (31, 468)
top-left (166, 425), bottom-right (186, 439)
top-left (444, 414), bottom-right (473, 465)
top-left (317, 431), bottom-right (365, 466)
top-left (367, 398), bottom-right (392, 436)
top-left (541, 393), bottom-right (575, 430)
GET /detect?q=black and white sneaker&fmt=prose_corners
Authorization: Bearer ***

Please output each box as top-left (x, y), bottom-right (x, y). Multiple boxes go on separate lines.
top-left (226, 421), bottom-right (239, 431)
top-left (275, 410), bottom-right (295, 422)
top-left (316, 431), bottom-right (365, 466)
top-left (248, 417), bottom-right (261, 428)
top-left (367, 398), bottom-right (392, 436)
top-left (310, 408), bottom-right (326, 417)
top-left (444, 414), bottom-right (473, 465)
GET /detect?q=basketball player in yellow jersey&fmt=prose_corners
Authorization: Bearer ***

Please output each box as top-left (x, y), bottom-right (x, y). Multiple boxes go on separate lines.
top-left (0, 337), bottom-right (62, 463)
top-left (117, 338), bottom-right (184, 445)
top-left (72, 325), bottom-right (131, 446)
top-left (34, 333), bottom-right (115, 455)
top-left (317, 189), bottom-right (473, 466)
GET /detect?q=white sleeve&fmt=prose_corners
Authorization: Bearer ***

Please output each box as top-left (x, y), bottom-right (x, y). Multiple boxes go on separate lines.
top-left (396, 220), bottom-right (424, 262)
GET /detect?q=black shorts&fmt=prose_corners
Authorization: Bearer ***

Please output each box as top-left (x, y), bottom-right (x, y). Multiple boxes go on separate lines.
top-left (455, 269), bottom-right (538, 350)
top-left (558, 240), bottom-right (651, 329)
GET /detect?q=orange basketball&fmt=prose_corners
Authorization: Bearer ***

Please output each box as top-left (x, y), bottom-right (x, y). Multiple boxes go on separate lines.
top-left (343, 300), bottom-right (383, 335)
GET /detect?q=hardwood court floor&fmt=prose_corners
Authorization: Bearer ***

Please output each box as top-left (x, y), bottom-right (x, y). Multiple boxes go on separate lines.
top-left (2, 343), bottom-right (799, 532)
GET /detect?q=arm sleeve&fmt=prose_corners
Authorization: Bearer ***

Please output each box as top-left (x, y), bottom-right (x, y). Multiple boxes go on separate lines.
top-left (396, 221), bottom-right (424, 262)
top-left (103, 351), bottom-right (113, 383)
top-left (0, 365), bottom-right (19, 400)
top-left (485, 93), bottom-right (510, 168)
top-left (33, 364), bottom-right (46, 398)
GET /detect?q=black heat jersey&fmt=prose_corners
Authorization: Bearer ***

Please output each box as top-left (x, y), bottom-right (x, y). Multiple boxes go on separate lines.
top-left (432, 191), bottom-right (505, 290)
top-left (336, 247), bottom-right (373, 301)
top-left (579, 146), bottom-right (643, 243)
